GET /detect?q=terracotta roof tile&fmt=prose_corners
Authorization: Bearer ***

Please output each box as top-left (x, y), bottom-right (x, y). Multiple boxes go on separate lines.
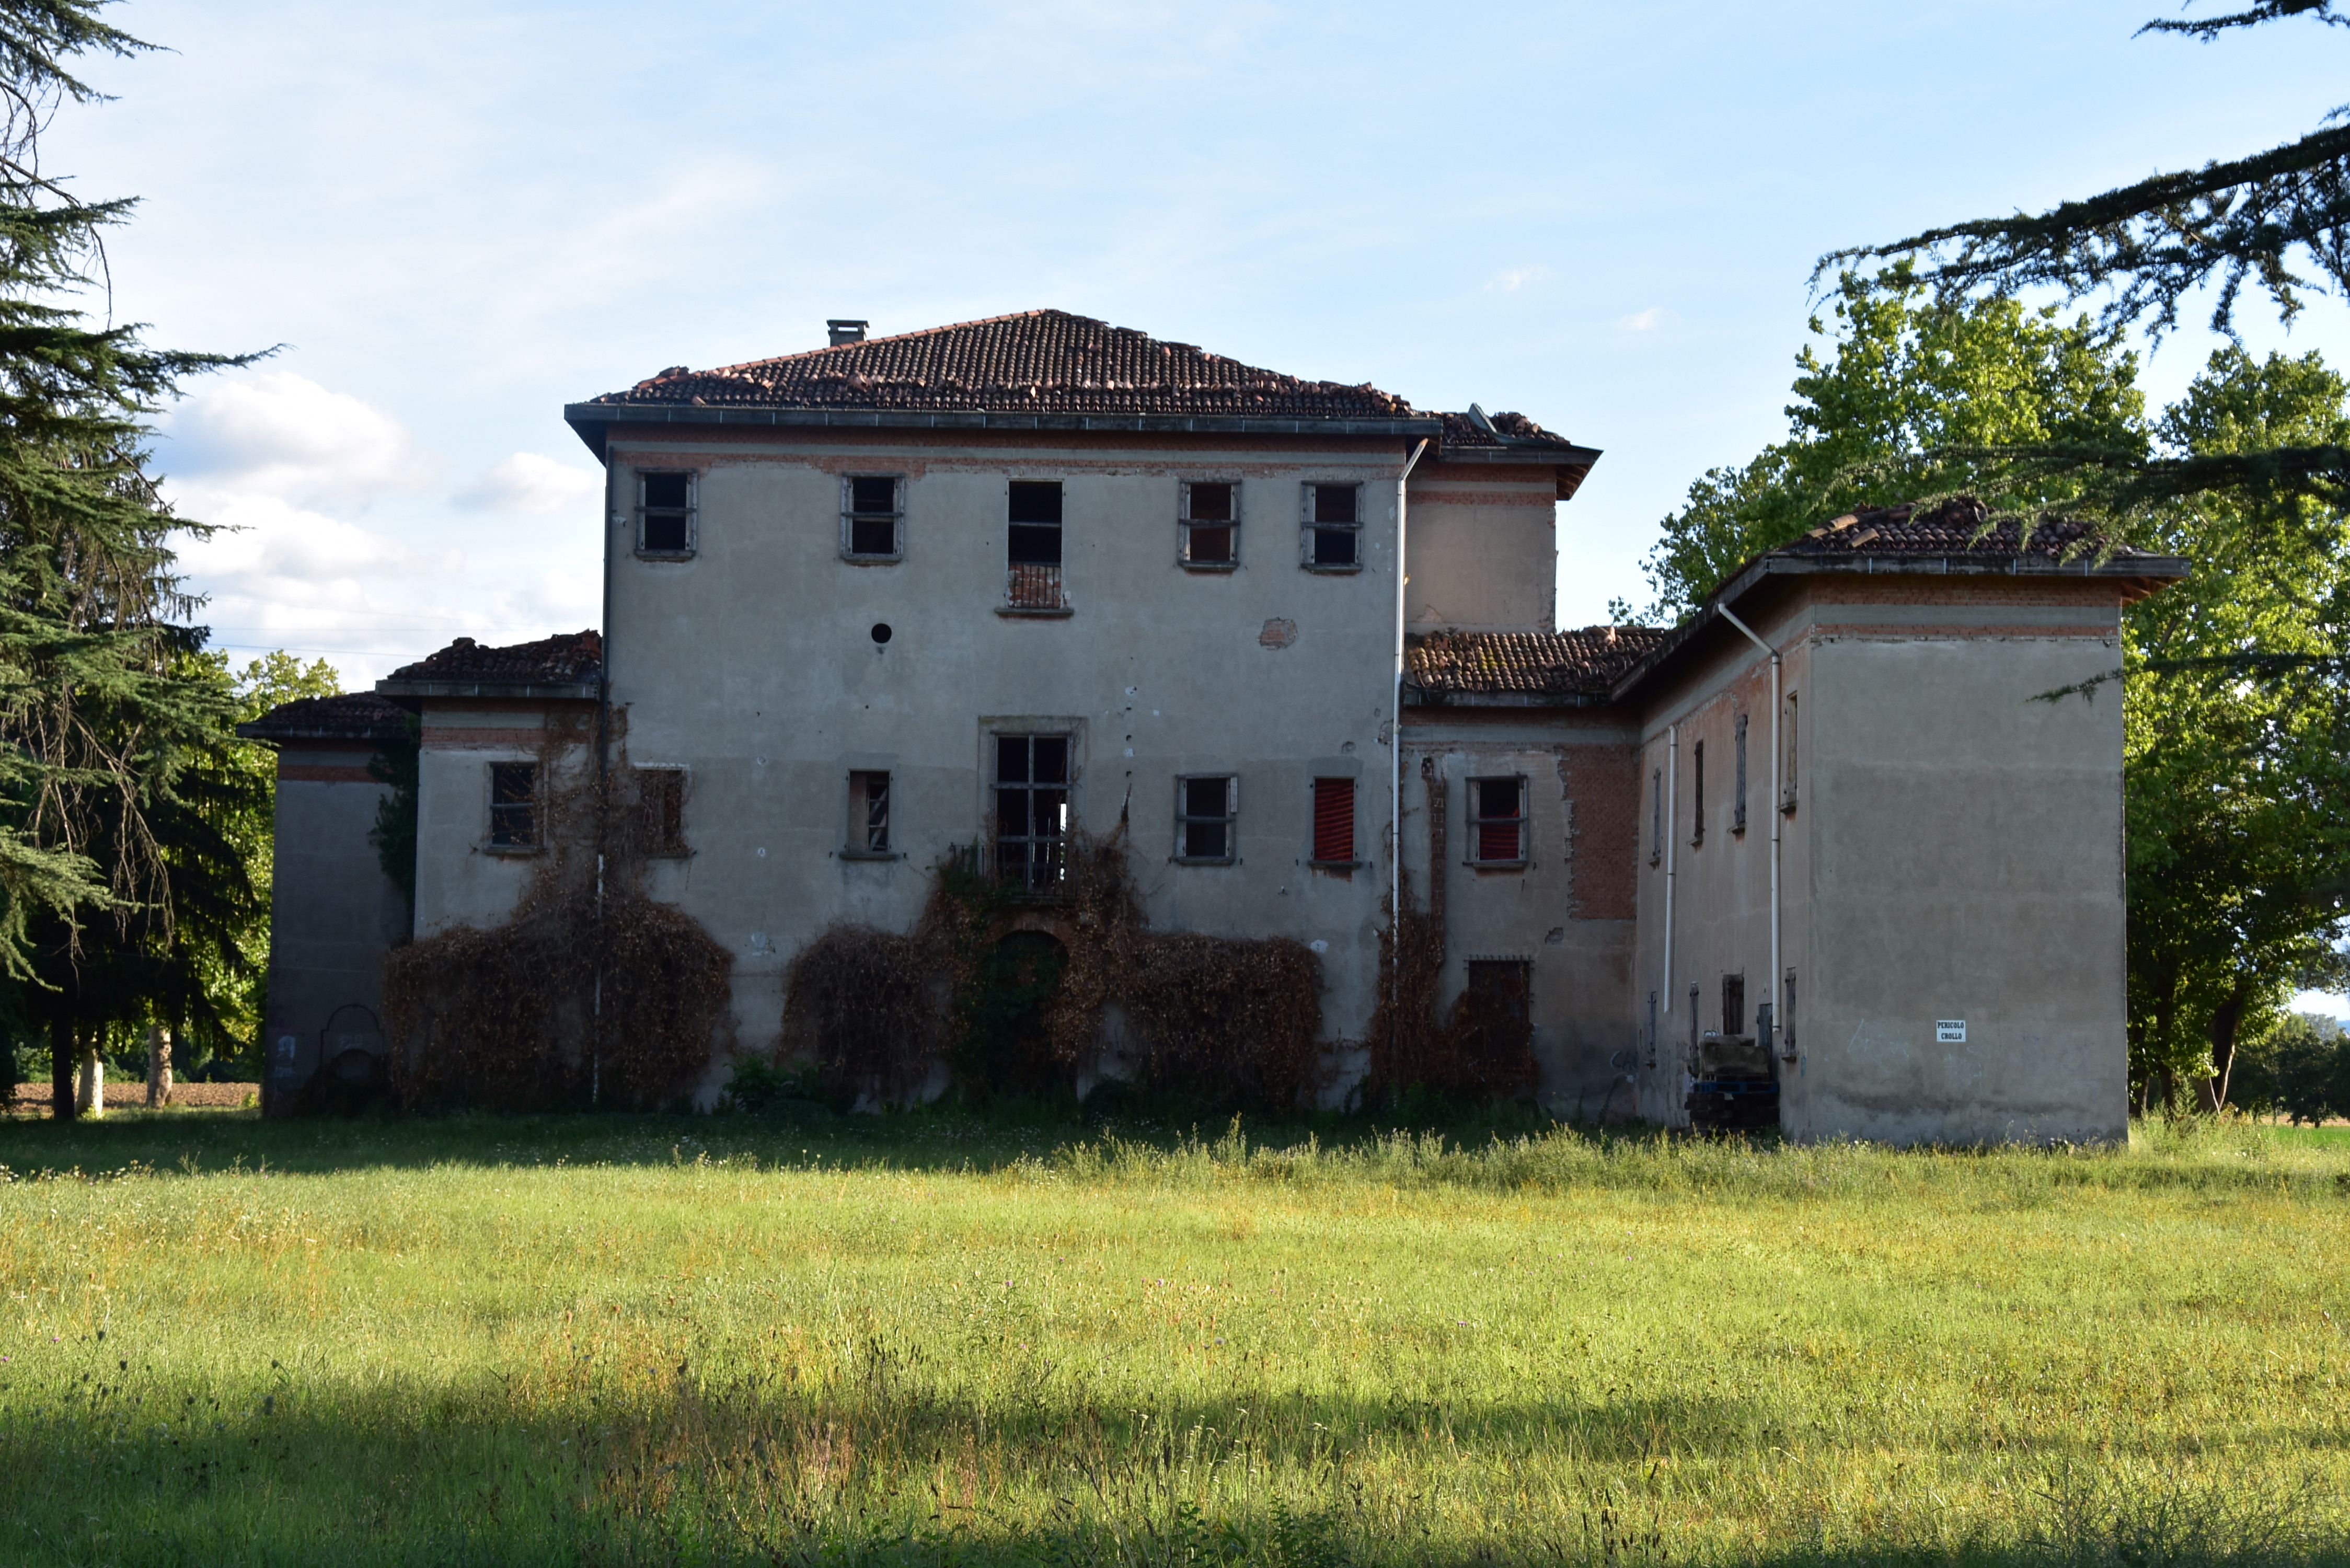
top-left (585, 312), bottom-right (1581, 454)
top-left (1407, 627), bottom-right (1669, 700)
top-left (1775, 496), bottom-right (2158, 562)
top-left (1435, 407), bottom-right (1582, 453)
top-left (235, 692), bottom-right (409, 744)
top-left (384, 630), bottom-right (603, 686)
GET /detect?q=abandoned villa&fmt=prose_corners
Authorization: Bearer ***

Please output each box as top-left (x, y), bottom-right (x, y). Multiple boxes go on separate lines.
top-left (238, 308), bottom-right (2187, 1143)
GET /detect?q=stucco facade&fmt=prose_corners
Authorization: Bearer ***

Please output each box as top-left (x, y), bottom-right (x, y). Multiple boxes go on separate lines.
top-left (246, 311), bottom-right (2185, 1142)
top-left (235, 695), bottom-right (411, 1110)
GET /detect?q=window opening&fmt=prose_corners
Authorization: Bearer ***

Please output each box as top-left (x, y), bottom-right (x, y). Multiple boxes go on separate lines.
top-left (850, 771), bottom-right (890, 854)
top-left (1646, 989), bottom-right (1658, 1066)
top-left (1721, 972), bottom-right (1746, 1037)
top-left (1734, 713), bottom-right (1749, 834)
top-left (995, 734), bottom-right (1069, 890)
top-left (1688, 983), bottom-right (1700, 1053)
top-left (1466, 960), bottom-right (1530, 1020)
top-left (638, 471), bottom-right (695, 556)
top-left (1690, 739), bottom-right (1705, 846)
top-left (1650, 765), bottom-right (1663, 866)
top-left (1783, 969), bottom-right (1798, 1056)
top-left (1176, 775), bottom-right (1236, 861)
top-left (639, 769), bottom-right (686, 856)
top-left (1783, 692), bottom-right (1799, 809)
top-left (1468, 775), bottom-right (1527, 864)
top-left (1303, 482), bottom-right (1361, 569)
top-left (488, 762), bottom-right (539, 848)
top-left (1181, 481), bottom-right (1238, 567)
top-left (843, 474), bottom-right (903, 559)
top-left (1311, 777), bottom-right (1355, 863)
top-left (1007, 481), bottom-right (1064, 609)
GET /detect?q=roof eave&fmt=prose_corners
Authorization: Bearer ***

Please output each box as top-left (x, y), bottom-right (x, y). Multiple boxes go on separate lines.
top-left (374, 678), bottom-right (603, 708)
top-left (233, 724), bottom-right (406, 745)
top-left (1402, 686), bottom-right (1616, 709)
top-left (564, 401), bottom-right (1448, 457)
top-left (1604, 550), bottom-right (2193, 704)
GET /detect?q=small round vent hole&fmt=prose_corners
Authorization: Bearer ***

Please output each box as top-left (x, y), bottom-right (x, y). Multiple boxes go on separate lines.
top-left (871, 622), bottom-right (893, 644)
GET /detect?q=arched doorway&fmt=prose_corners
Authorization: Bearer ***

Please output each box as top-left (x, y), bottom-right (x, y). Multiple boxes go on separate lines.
top-left (954, 930), bottom-right (1069, 1098)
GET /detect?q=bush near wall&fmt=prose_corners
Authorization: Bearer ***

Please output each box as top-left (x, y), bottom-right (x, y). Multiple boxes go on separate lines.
top-left (779, 831), bottom-right (1327, 1110)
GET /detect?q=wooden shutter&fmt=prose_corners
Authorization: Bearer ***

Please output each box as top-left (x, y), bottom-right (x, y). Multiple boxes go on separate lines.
top-left (1312, 778), bottom-right (1354, 863)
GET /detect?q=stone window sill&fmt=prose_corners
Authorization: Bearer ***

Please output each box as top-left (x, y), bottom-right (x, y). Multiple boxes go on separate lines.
top-left (838, 848), bottom-right (903, 861)
top-left (997, 606), bottom-right (1075, 619)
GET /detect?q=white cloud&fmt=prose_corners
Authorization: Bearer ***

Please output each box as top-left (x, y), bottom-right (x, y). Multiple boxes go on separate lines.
top-left (454, 452), bottom-right (606, 515)
top-left (1616, 306), bottom-right (1671, 332)
top-left (160, 371), bottom-right (432, 511)
top-left (1485, 264), bottom-right (1553, 293)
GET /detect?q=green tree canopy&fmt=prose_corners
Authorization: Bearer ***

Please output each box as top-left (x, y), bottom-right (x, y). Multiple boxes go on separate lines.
top-left (1627, 268), bottom-right (2144, 620)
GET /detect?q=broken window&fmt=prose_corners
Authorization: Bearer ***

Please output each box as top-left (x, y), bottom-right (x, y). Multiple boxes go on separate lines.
top-left (1176, 775), bottom-right (1236, 861)
top-left (638, 768), bottom-right (687, 857)
top-left (1650, 766), bottom-right (1663, 867)
top-left (1466, 959), bottom-right (1530, 1020)
top-left (1783, 691), bottom-right (1799, 809)
top-left (488, 761), bottom-right (538, 848)
top-left (1721, 972), bottom-right (1746, 1037)
top-left (638, 470), bottom-right (696, 557)
top-left (1310, 777), bottom-right (1355, 864)
top-left (1733, 713), bottom-right (1748, 835)
top-left (995, 734), bottom-right (1069, 890)
top-left (1007, 480), bottom-right (1065, 608)
top-left (1302, 482), bottom-right (1361, 570)
top-left (1690, 740), bottom-right (1705, 846)
top-left (1468, 775), bottom-right (1527, 864)
top-left (1181, 481), bottom-right (1238, 568)
top-left (849, 770), bottom-right (890, 854)
top-left (843, 475), bottom-right (903, 560)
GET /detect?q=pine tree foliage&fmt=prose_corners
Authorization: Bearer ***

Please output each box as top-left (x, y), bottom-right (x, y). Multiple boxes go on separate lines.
top-left (0, 2), bottom-right (266, 1115)
top-left (1823, 4), bottom-right (2350, 344)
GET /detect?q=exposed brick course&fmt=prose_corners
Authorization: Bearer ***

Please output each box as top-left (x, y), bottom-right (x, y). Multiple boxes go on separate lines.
top-left (1558, 743), bottom-right (1639, 920)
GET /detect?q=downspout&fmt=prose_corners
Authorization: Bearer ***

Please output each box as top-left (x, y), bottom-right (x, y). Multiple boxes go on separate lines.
top-left (1391, 437), bottom-right (1429, 998)
top-left (1662, 725), bottom-right (1677, 1086)
top-left (593, 443), bottom-right (617, 1108)
top-left (1717, 604), bottom-right (1782, 1059)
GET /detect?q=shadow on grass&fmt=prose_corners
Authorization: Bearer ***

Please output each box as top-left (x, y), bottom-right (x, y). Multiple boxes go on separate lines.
top-left (1, 1374), bottom-right (2342, 1567)
top-left (0, 1087), bottom-right (1601, 1179)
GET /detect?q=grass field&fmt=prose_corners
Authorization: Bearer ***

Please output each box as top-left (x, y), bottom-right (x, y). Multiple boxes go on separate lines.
top-left (0, 1107), bottom-right (2344, 1566)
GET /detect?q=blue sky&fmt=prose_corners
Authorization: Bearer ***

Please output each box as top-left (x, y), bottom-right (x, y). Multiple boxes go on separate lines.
top-left (53, 0), bottom-right (2349, 1010)
top-left (53, 0), bottom-right (2347, 684)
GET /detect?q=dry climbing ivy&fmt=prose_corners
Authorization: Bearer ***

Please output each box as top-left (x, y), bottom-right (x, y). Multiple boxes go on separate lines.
top-left (379, 736), bottom-right (731, 1112)
top-left (780, 826), bottom-right (1327, 1109)
top-left (1362, 871), bottom-right (1538, 1104)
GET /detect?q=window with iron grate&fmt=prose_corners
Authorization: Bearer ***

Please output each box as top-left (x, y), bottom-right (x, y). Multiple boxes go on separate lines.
top-left (638, 768), bottom-right (687, 856)
top-left (847, 770), bottom-right (891, 855)
top-left (488, 762), bottom-right (538, 849)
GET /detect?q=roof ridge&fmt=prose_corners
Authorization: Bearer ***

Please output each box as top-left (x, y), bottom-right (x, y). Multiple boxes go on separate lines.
top-left (701, 307), bottom-right (1077, 378)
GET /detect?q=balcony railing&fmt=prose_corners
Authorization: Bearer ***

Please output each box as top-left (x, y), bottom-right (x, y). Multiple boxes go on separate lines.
top-left (1006, 562), bottom-right (1065, 611)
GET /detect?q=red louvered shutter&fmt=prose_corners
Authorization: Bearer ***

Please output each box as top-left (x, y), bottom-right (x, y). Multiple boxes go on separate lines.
top-left (1312, 778), bottom-right (1354, 863)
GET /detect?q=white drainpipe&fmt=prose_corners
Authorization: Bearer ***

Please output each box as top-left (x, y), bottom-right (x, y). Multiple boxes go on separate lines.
top-left (1716, 604), bottom-right (1782, 1058)
top-left (1662, 724), bottom-right (1677, 1092)
top-left (1391, 438), bottom-right (1429, 951)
